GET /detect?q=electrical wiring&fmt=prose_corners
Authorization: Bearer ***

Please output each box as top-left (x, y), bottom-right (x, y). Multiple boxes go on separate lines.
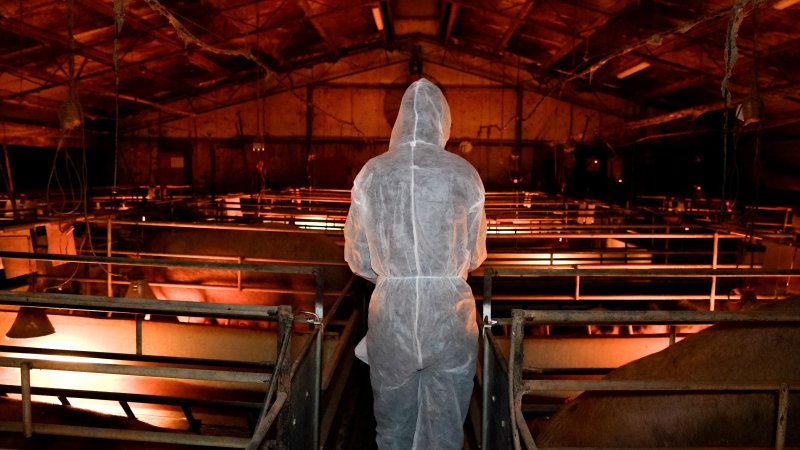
top-left (139, 0), bottom-right (369, 139)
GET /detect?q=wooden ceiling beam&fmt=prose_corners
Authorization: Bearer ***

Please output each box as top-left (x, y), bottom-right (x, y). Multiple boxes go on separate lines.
top-left (0, 88), bottom-right (62, 115)
top-left (493, 0), bottom-right (536, 54)
top-left (120, 43), bottom-right (406, 131)
top-left (211, 2), bottom-right (286, 67)
top-left (96, 92), bottom-right (194, 117)
top-left (186, 51), bottom-right (232, 79)
top-left (410, 35), bottom-right (628, 118)
top-left (621, 82), bottom-right (800, 131)
top-left (297, 0), bottom-right (341, 58)
top-left (77, 0), bottom-right (232, 79)
top-left (541, 0), bottom-right (639, 71)
top-left (440, 1), bottom-right (459, 42)
top-left (640, 74), bottom-right (708, 100)
top-left (0, 16), bottom-right (112, 68)
top-left (0, 12), bottom-right (207, 109)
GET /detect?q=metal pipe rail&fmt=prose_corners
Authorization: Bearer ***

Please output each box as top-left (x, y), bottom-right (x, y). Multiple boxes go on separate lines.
top-left (479, 267), bottom-right (800, 324)
top-left (487, 231), bottom-right (743, 239)
top-left (0, 227), bottom-right (338, 448)
top-left (503, 308), bottom-right (800, 450)
top-left (486, 222), bottom-right (700, 230)
top-left (0, 344), bottom-right (274, 370)
top-left (512, 308), bottom-right (800, 326)
top-left (0, 290), bottom-right (281, 319)
top-left (0, 250), bottom-right (317, 275)
top-left (36, 275), bottom-right (339, 298)
top-left (483, 267), bottom-right (800, 277)
top-left (104, 249), bottom-right (349, 267)
top-left (478, 262), bottom-right (800, 449)
top-left (0, 250), bottom-right (328, 307)
top-left (476, 293), bottom-right (785, 302)
top-left (86, 217), bottom-right (342, 235)
top-left (0, 297), bottom-right (296, 448)
top-left (0, 357), bottom-right (271, 384)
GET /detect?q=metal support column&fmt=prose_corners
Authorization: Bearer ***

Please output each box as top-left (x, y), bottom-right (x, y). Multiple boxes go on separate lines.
top-left (481, 268), bottom-right (494, 450)
top-left (313, 268), bottom-right (324, 450)
top-left (710, 231), bottom-right (719, 310)
top-left (20, 362), bottom-right (32, 438)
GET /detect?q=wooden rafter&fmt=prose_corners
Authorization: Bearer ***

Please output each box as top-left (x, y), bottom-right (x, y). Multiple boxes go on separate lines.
top-left (441, 1), bottom-right (460, 42)
top-left (641, 75), bottom-right (708, 100)
top-left (622, 82), bottom-right (800, 132)
top-left (78, 0), bottom-right (232, 79)
top-left (297, 0), bottom-right (341, 58)
top-left (542, 0), bottom-right (639, 70)
top-left (493, 0), bottom-right (536, 54)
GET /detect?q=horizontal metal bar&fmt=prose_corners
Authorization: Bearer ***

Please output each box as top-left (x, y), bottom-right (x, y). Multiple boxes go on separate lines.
top-left (484, 263), bottom-right (748, 269)
top-left (517, 309), bottom-right (800, 325)
top-left (487, 252), bottom-right (736, 259)
top-left (0, 357), bottom-right (270, 384)
top-left (0, 291), bottom-right (281, 320)
top-left (571, 264), bottom-right (747, 269)
top-left (0, 251), bottom-right (316, 275)
top-left (0, 384), bottom-right (263, 410)
top-left (87, 217), bottom-right (340, 235)
top-left (486, 233), bottom-right (742, 239)
top-left (476, 294), bottom-right (787, 302)
top-left (0, 422), bottom-right (251, 448)
top-left (38, 276), bottom-right (341, 297)
top-left (523, 379), bottom-right (800, 392)
top-left (485, 267), bottom-right (800, 277)
top-left (106, 249), bottom-right (349, 267)
top-left (0, 345), bottom-right (274, 370)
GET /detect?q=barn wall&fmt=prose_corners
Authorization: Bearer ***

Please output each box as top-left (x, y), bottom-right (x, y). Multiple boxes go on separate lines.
top-left (118, 62), bottom-right (624, 192)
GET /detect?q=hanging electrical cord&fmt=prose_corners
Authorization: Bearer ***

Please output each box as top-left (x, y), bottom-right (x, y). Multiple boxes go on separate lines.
top-left (721, 0), bottom-right (746, 217)
top-left (139, 0), bottom-right (369, 139)
top-left (745, 6), bottom-right (763, 264)
top-left (68, 1), bottom-right (129, 291)
top-left (720, 0), bottom-right (765, 219)
top-left (113, 0), bottom-right (125, 195)
top-left (46, 0), bottom-right (84, 216)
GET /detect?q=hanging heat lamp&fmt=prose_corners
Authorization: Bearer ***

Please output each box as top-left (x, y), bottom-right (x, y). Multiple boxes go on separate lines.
top-left (5, 307), bottom-right (55, 339)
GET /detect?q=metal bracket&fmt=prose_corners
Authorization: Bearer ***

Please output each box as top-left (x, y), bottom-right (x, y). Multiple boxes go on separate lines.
top-left (298, 310), bottom-right (322, 325)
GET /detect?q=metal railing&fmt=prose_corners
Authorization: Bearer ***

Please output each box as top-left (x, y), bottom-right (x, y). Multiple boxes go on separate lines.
top-left (0, 290), bottom-right (295, 448)
top-left (0, 249), bottom-right (335, 449)
top-left (479, 266), bottom-right (800, 450)
top-left (479, 264), bottom-right (800, 311)
top-left (505, 308), bottom-right (800, 450)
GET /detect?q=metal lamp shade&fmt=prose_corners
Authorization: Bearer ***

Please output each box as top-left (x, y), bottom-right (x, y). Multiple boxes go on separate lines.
top-left (6, 306), bottom-right (55, 339)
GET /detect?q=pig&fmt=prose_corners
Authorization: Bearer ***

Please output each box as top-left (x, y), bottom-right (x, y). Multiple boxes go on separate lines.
top-left (118, 225), bottom-right (351, 326)
top-left (533, 297), bottom-right (800, 447)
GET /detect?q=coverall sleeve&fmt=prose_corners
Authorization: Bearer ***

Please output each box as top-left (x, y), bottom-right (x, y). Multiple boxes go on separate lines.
top-left (344, 187), bottom-right (378, 283)
top-left (467, 194), bottom-right (488, 271)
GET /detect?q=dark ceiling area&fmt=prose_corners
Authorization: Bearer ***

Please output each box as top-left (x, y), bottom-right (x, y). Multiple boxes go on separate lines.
top-left (1, 0), bottom-right (799, 144)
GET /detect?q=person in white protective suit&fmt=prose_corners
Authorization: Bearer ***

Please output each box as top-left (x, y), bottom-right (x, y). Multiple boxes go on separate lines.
top-left (344, 78), bottom-right (487, 449)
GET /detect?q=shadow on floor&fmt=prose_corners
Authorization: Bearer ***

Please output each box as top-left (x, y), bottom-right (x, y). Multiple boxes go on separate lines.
top-left (324, 360), bottom-right (478, 450)
top-left (325, 359), bottom-right (377, 450)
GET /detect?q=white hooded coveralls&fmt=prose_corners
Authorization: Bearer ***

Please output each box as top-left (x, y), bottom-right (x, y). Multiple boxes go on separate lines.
top-left (344, 78), bottom-right (487, 449)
